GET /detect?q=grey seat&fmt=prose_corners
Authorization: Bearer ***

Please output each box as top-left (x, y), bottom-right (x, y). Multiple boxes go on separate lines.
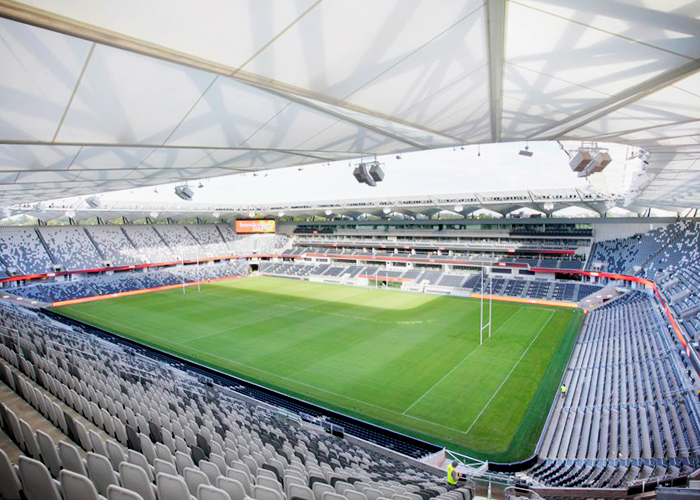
top-left (59, 440), bottom-right (88, 475)
top-left (155, 457), bottom-right (179, 477)
top-left (200, 459), bottom-right (223, 485)
top-left (60, 469), bottom-right (102, 500)
top-left (120, 461), bottom-right (157, 500)
top-left (107, 485), bottom-right (147, 500)
top-left (0, 448), bottom-right (22, 500)
top-left (198, 484), bottom-right (233, 500)
top-left (36, 430), bottom-right (62, 478)
top-left (254, 485), bottom-right (284, 500)
top-left (227, 467), bottom-right (254, 497)
top-left (185, 466), bottom-right (212, 496)
top-left (18, 456), bottom-right (61, 500)
top-left (288, 484), bottom-right (314, 500)
top-left (128, 450), bottom-right (154, 482)
top-left (217, 476), bottom-right (249, 500)
top-left (157, 472), bottom-right (195, 500)
top-left (313, 483), bottom-right (335, 500)
top-left (87, 451), bottom-right (120, 496)
top-left (345, 492), bottom-right (368, 500)
top-left (106, 440), bottom-right (126, 472)
top-left (19, 418), bottom-right (41, 459)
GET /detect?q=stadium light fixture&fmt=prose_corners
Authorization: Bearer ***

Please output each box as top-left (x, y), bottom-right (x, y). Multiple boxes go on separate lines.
top-left (150, 212), bottom-right (159, 218)
top-left (249, 211), bottom-right (256, 218)
top-left (212, 212), bottom-right (219, 218)
top-left (278, 211), bottom-right (285, 217)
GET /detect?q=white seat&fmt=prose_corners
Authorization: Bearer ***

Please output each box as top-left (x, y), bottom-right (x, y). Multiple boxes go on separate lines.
top-left (176, 451), bottom-right (196, 475)
top-left (106, 440), bottom-right (126, 471)
top-left (288, 484), bottom-right (314, 500)
top-left (18, 456), bottom-right (61, 500)
top-left (36, 430), bottom-right (62, 478)
top-left (107, 485), bottom-right (147, 500)
top-left (120, 462), bottom-right (157, 500)
top-left (59, 440), bottom-right (88, 475)
top-left (198, 484), bottom-right (233, 500)
top-left (157, 472), bottom-right (195, 500)
top-left (0, 448), bottom-right (22, 500)
top-left (227, 467), bottom-right (254, 497)
top-left (60, 469), bottom-right (102, 500)
top-left (345, 491), bottom-right (368, 500)
top-left (313, 483), bottom-right (335, 500)
top-left (155, 457), bottom-right (179, 477)
top-left (322, 493), bottom-right (347, 500)
top-left (19, 418), bottom-right (41, 459)
top-left (89, 429), bottom-right (109, 458)
top-left (217, 476), bottom-right (249, 500)
top-left (257, 476), bottom-right (283, 497)
top-left (127, 450), bottom-right (154, 482)
top-left (185, 466), bottom-right (212, 496)
top-left (200, 460), bottom-right (223, 485)
top-left (254, 484), bottom-right (284, 500)
top-left (87, 451), bottom-right (120, 497)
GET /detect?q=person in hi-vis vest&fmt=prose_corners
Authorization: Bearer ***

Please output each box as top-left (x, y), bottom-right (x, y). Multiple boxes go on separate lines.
top-left (447, 460), bottom-right (461, 485)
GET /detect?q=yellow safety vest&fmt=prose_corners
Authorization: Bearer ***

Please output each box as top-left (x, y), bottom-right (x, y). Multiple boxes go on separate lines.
top-left (447, 464), bottom-right (458, 485)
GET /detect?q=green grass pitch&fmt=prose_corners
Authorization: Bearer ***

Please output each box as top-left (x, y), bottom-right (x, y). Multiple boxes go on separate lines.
top-left (55, 277), bottom-right (582, 462)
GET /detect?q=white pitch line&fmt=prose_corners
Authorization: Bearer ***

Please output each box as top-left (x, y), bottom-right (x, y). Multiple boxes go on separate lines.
top-left (401, 307), bottom-right (525, 415)
top-left (462, 310), bottom-right (554, 436)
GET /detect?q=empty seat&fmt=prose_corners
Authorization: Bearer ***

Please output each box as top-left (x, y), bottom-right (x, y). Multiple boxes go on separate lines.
top-left (18, 456), bottom-right (61, 500)
top-left (36, 430), bottom-right (62, 478)
top-left (0, 448), bottom-right (22, 500)
top-left (60, 469), bottom-right (102, 500)
top-left (120, 462), bottom-right (157, 500)
top-left (107, 485), bottom-right (147, 500)
top-left (59, 440), bottom-right (88, 475)
top-left (217, 476), bottom-right (250, 500)
top-left (254, 484), bottom-right (284, 500)
top-left (157, 472), bottom-right (195, 500)
top-left (198, 484), bottom-right (234, 500)
top-left (87, 451), bottom-right (120, 496)
top-left (185, 466), bottom-right (212, 496)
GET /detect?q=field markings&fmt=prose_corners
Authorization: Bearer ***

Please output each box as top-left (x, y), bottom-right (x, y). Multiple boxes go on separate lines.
top-left (177, 288), bottom-right (373, 344)
top-left (400, 306), bottom-right (524, 416)
top-left (461, 310), bottom-right (555, 436)
top-left (193, 346), bottom-right (466, 433)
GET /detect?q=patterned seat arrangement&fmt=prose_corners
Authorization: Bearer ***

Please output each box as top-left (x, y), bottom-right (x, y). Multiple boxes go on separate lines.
top-left (0, 301), bottom-right (474, 500)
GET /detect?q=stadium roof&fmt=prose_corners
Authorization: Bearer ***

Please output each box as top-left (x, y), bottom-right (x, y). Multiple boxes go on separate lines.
top-left (13, 187), bottom-right (621, 222)
top-left (0, 1), bottom-right (699, 210)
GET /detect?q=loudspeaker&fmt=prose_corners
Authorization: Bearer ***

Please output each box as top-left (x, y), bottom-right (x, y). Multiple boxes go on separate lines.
top-left (175, 185), bottom-right (194, 200)
top-left (369, 163), bottom-right (384, 182)
top-left (569, 151), bottom-right (592, 171)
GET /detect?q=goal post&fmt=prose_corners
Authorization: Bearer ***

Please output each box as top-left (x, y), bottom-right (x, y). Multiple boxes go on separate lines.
top-left (479, 263), bottom-right (492, 346)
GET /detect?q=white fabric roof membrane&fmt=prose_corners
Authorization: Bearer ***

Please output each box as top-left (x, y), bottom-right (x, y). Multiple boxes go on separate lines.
top-left (0, 0), bottom-right (698, 209)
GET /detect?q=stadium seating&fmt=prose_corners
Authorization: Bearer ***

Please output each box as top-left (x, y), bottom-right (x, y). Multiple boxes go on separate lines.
top-left (529, 292), bottom-right (700, 489)
top-left (0, 301), bottom-right (474, 500)
top-left (38, 226), bottom-right (104, 271)
top-left (86, 226), bottom-right (142, 267)
top-left (0, 227), bottom-right (54, 275)
top-left (5, 261), bottom-right (247, 303)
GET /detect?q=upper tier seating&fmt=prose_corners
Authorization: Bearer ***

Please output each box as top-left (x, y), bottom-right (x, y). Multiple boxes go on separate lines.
top-left (38, 227), bottom-right (104, 272)
top-left (154, 225), bottom-right (202, 261)
top-left (0, 227), bottom-right (54, 275)
top-left (187, 225), bottom-right (231, 257)
top-left (121, 226), bottom-right (173, 264)
top-left (85, 226), bottom-right (142, 267)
